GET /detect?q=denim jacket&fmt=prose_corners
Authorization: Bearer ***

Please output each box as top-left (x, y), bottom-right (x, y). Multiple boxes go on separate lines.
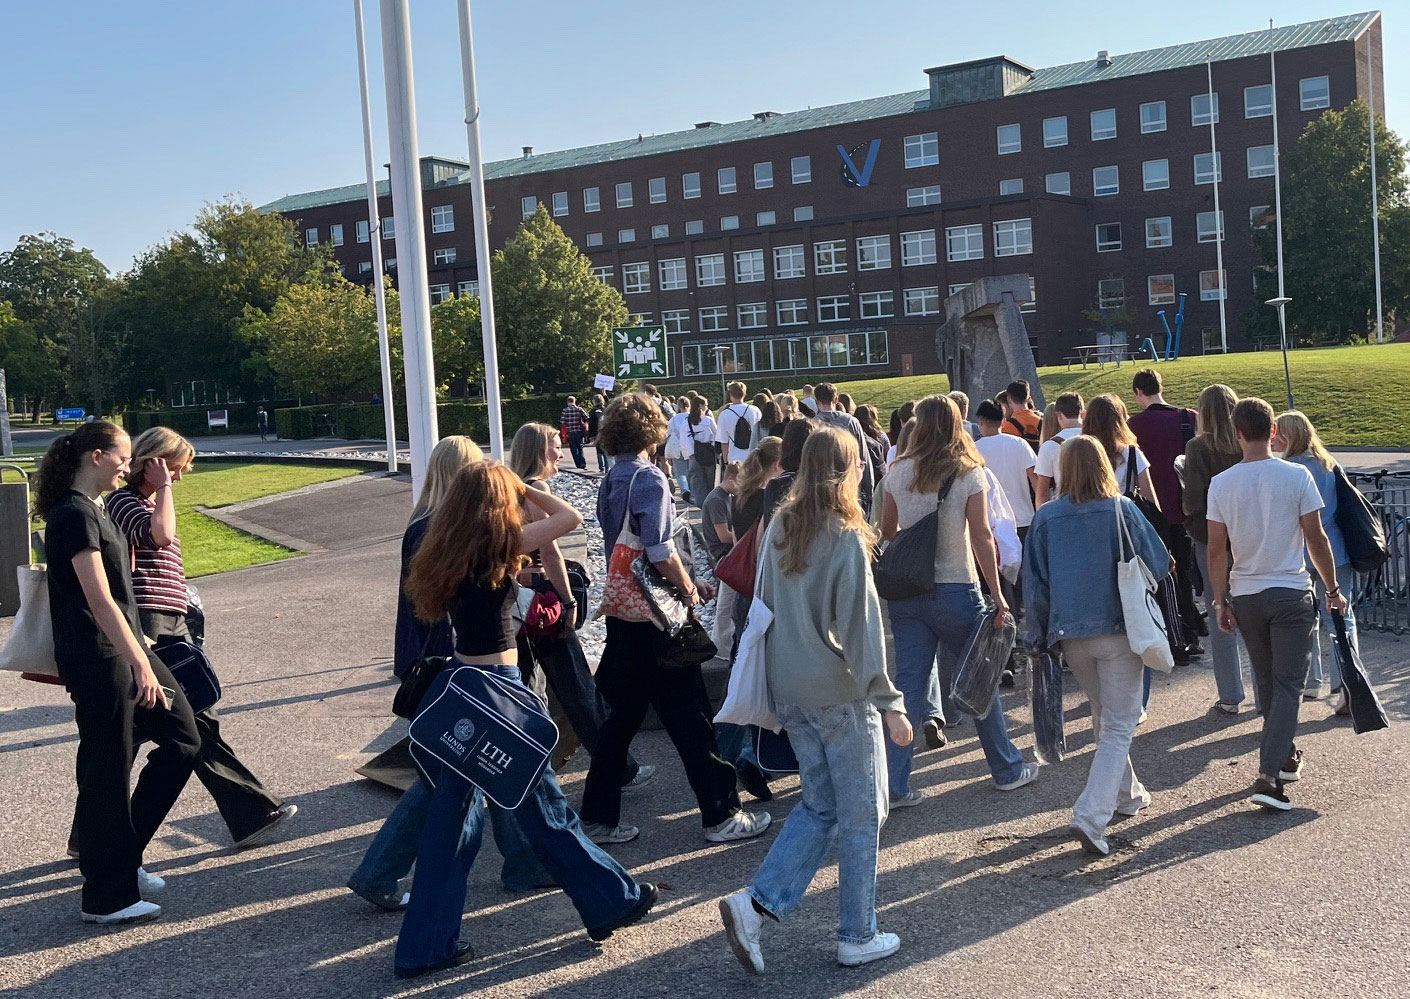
top-left (1285, 454), bottom-right (1348, 567)
top-left (1022, 495), bottom-right (1172, 647)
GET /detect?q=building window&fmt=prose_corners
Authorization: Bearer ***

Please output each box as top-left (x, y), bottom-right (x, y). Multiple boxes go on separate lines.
top-left (1250, 204), bottom-right (1273, 228)
top-left (685, 219), bottom-right (704, 235)
top-left (383, 216), bottom-right (395, 239)
top-left (1200, 269), bottom-right (1227, 301)
top-left (429, 283), bottom-right (452, 305)
top-left (900, 229), bottom-right (937, 266)
top-left (385, 257), bottom-right (396, 270)
top-left (682, 172), bottom-right (701, 199)
top-left (1194, 152), bottom-right (1222, 185)
top-left (356, 220), bottom-right (370, 243)
top-left (1045, 172), bottom-right (1071, 195)
top-left (1095, 222), bottom-right (1122, 252)
top-left (1196, 210), bottom-right (1225, 243)
top-left (358, 261), bottom-right (372, 274)
top-left (721, 215), bottom-right (740, 231)
top-left (1140, 100), bottom-right (1167, 133)
top-left (1148, 274), bottom-right (1176, 306)
top-left (618, 228), bottom-right (636, 244)
top-left (754, 162), bottom-right (774, 189)
top-left (586, 232), bottom-right (603, 247)
top-left (1145, 216), bottom-right (1173, 248)
top-left (583, 187), bottom-right (600, 212)
top-left (734, 249), bottom-right (765, 283)
top-left (1300, 75), bottom-right (1330, 110)
top-left (520, 196), bottom-right (537, 219)
top-left (718, 166), bottom-right (737, 194)
top-left (663, 309), bottom-right (691, 334)
top-left (777, 299), bottom-right (807, 325)
top-left (859, 291), bottom-right (895, 319)
top-left (737, 302), bottom-right (767, 329)
top-left (1245, 84), bottom-right (1273, 118)
top-left (1020, 276), bottom-right (1037, 314)
top-left (756, 211), bottom-right (776, 226)
top-left (1191, 93), bottom-right (1219, 126)
top-left (431, 205), bottom-right (455, 232)
top-left (550, 192), bottom-right (568, 217)
top-left (817, 295), bottom-right (851, 322)
top-left (700, 305), bottom-right (729, 332)
top-left (815, 239), bottom-right (847, 274)
top-left (696, 253), bottom-right (726, 286)
top-left (1247, 144), bottom-right (1276, 178)
top-left (1141, 158), bottom-right (1170, 192)
top-left (1098, 278), bottom-right (1126, 310)
top-left (1091, 108), bottom-right (1117, 140)
top-left (305, 227), bottom-right (318, 245)
top-left (329, 223), bottom-right (344, 246)
top-left (904, 286), bottom-right (941, 316)
top-left (948, 282), bottom-right (972, 296)
top-left (1043, 116), bottom-right (1068, 147)
top-left (622, 262), bottom-right (651, 294)
top-left (794, 206), bottom-right (814, 221)
top-left (1092, 165), bottom-right (1119, 196)
top-left (615, 182), bottom-right (632, 208)
top-left (649, 177), bottom-right (666, 204)
top-left (457, 280), bottom-right (479, 297)
top-left (433, 247), bottom-right (457, 264)
top-left (996, 123), bottom-right (1021, 155)
top-left (629, 312), bottom-right (654, 327)
top-left (791, 156), bottom-right (811, 184)
top-left (591, 265), bottom-right (614, 285)
top-left (993, 218), bottom-right (1033, 257)
top-left (651, 224), bottom-right (670, 239)
top-left (659, 257), bottom-right (688, 290)
top-left (904, 132), bottom-right (939, 168)
top-left (999, 178), bottom-right (1023, 195)
top-left (907, 185), bottom-right (941, 206)
top-left (946, 224), bottom-right (983, 261)
top-left (774, 244), bottom-right (805, 279)
top-left (856, 235), bottom-right (891, 270)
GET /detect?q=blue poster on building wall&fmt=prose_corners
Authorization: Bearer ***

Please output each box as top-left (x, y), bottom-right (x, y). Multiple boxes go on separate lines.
top-left (837, 139), bottom-right (881, 187)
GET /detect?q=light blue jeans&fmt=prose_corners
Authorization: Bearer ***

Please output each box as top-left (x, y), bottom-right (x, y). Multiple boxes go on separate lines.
top-left (748, 700), bottom-right (888, 944)
top-left (1194, 540), bottom-right (1248, 706)
top-left (1307, 563), bottom-right (1357, 691)
top-left (671, 459), bottom-right (692, 501)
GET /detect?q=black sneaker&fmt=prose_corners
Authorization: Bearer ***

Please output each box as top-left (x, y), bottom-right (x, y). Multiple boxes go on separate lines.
top-left (922, 718), bottom-right (946, 750)
top-left (587, 882), bottom-right (658, 942)
top-left (736, 761), bottom-right (773, 802)
top-left (394, 939), bottom-right (475, 979)
top-left (999, 668), bottom-right (1016, 688)
top-left (1250, 778), bottom-right (1292, 812)
top-left (1278, 749), bottom-right (1305, 783)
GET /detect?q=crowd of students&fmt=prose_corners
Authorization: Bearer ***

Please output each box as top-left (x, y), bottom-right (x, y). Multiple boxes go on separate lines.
top-left (31, 366), bottom-right (1361, 977)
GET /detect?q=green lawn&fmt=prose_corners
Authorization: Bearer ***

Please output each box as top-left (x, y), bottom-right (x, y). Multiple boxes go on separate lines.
top-left (826, 343), bottom-right (1409, 446)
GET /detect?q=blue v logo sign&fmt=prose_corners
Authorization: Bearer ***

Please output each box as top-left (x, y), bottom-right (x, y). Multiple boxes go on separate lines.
top-left (837, 139), bottom-right (881, 187)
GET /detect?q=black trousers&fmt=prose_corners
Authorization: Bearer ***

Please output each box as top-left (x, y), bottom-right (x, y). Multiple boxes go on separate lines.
top-left (566, 431), bottom-right (586, 468)
top-left (60, 654), bottom-right (200, 915)
top-left (580, 618), bottom-right (740, 829)
top-left (1166, 524), bottom-right (1205, 641)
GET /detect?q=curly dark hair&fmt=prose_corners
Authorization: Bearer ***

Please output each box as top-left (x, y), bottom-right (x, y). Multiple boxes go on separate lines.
top-left (597, 392), bottom-right (669, 457)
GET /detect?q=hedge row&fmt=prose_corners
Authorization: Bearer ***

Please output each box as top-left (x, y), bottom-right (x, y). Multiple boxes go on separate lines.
top-left (123, 403), bottom-right (295, 438)
top-left (274, 396), bottom-right (577, 442)
top-left (627, 369), bottom-right (899, 404)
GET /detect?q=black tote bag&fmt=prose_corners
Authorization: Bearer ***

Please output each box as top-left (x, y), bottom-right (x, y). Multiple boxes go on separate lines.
top-left (1332, 466), bottom-right (1388, 574)
top-left (1332, 611), bottom-right (1388, 735)
top-left (872, 473), bottom-right (955, 602)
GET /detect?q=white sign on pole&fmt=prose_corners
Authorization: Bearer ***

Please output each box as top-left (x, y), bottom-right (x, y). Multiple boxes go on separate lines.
top-left (593, 373), bottom-right (616, 392)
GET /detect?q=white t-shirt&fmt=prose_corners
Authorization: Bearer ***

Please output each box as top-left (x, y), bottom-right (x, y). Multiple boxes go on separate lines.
top-left (1110, 445), bottom-right (1152, 494)
top-left (715, 403), bottom-right (761, 463)
top-left (1207, 458), bottom-right (1324, 597)
top-left (1034, 426), bottom-right (1083, 485)
top-left (665, 412), bottom-right (692, 460)
top-left (982, 467), bottom-right (1023, 571)
top-left (683, 415), bottom-right (718, 460)
top-left (976, 432), bottom-right (1037, 528)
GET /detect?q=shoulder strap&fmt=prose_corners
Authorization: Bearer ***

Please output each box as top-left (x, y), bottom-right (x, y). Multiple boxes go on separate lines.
top-left (935, 471), bottom-right (959, 508)
top-left (1006, 416), bottom-right (1024, 434)
top-left (1114, 495), bottom-right (1135, 560)
top-left (1124, 446), bottom-right (1137, 494)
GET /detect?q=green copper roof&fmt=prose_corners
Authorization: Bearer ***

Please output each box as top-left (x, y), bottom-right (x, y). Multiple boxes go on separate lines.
top-left (259, 11), bottom-right (1378, 214)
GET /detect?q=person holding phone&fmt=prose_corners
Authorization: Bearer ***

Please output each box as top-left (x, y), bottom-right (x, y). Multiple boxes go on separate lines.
top-left (33, 421), bottom-right (200, 926)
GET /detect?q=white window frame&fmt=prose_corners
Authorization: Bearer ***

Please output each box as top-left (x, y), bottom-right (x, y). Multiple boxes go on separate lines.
top-left (304, 227), bottom-right (318, 246)
top-left (586, 232), bottom-right (603, 247)
top-left (583, 187), bottom-right (600, 213)
top-left (999, 178), bottom-right (1023, 195)
top-left (993, 218), bottom-right (1032, 257)
top-left (1090, 108), bottom-right (1117, 141)
top-left (658, 257), bottom-right (688, 291)
top-left (662, 309), bottom-right (691, 334)
top-left (996, 123), bottom-right (1021, 155)
top-left (754, 162), bottom-right (774, 189)
top-left (1247, 144), bottom-right (1275, 178)
top-left (699, 305), bottom-right (729, 333)
top-left (791, 156), bottom-right (811, 184)
top-left (1244, 84), bottom-right (1273, 119)
top-left (773, 244), bottom-right (805, 279)
top-left (1145, 216), bottom-right (1173, 248)
top-left (900, 229), bottom-right (937, 267)
top-left (649, 177), bottom-right (667, 204)
top-left (859, 290), bottom-right (895, 319)
top-left (817, 294), bottom-right (851, 322)
top-left (1095, 222), bottom-right (1122, 253)
top-left (906, 185), bottom-right (941, 207)
top-left (1250, 204), bottom-right (1273, 228)
top-left (457, 279), bottom-right (479, 297)
top-left (615, 182), bottom-right (633, 208)
top-left (1200, 268), bottom-right (1227, 301)
top-left (1045, 172), bottom-right (1071, 195)
top-left (695, 253), bottom-right (726, 286)
top-left (383, 216), bottom-right (395, 239)
top-left (1191, 92), bottom-right (1220, 127)
top-left (1143, 158), bottom-right (1170, 191)
top-left (520, 196), bottom-right (537, 220)
top-left (756, 211), bottom-right (776, 226)
top-left (432, 247), bottom-right (457, 265)
top-left (358, 261), bottom-right (372, 274)
top-left (1098, 278), bottom-right (1126, 310)
top-left (356, 220), bottom-right (370, 243)
top-left (856, 234), bottom-right (891, 271)
top-left (329, 223), bottom-right (344, 246)
top-left (429, 283), bottom-right (452, 305)
top-left (622, 261), bottom-right (651, 295)
top-left (431, 204), bottom-right (455, 232)
top-left (1300, 75), bottom-right (1330, 111)
top-left (651, 224), bottom-right (670, 239)
top-left (721, 215), bottom-right (740, 231)
top-left (945, 224), bottom-right (983, 262)
top-left (904, 132), bottom-right (939, 168)
top-left (683, 172), bottom-right (701, 199)
top-left (1148, 274), bottom-right (1176, 306)
top-left (1043, 116), bottom-right (1068, 147)
top-left (591, 265), bottom-right (613, 285)
top-left (617, 228), bottom-right (636, 244)
top-left (718, 166), bottom-right (737, 194)
top-left (1092, 165), bottom-right (1119, 197)
top-left (737, 302), bottom-right (768, 329)
top-left (685, 219), bottom-right (704, 235)
top-left (903, 286), bottom-right (941, 316)
top-left (776, 299), bottom-right (807, 325)
top-left (814, 239), bottom-right (847, 274)
top-left (734, 249), bottom-right (765, 284)
top-left (1194, 151), bottom-right (1222, 185)
top-left (1140, 100), bottom-right (1167, 133)
top-left (1196, 210), bottom-right (1225, 243)
top-left (793, 206), bottom-right (814, 222)
top-left (550, 192), bottom-right (568, 217)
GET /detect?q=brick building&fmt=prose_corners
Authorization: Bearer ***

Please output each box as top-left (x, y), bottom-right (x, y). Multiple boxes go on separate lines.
top-left (259, 11), bottom-right (1384, 379)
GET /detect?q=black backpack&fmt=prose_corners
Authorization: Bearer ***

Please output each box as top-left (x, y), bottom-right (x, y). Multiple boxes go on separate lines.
top-left (729, 405), bottom-right (753, 451)
top-left (872, 472), bottom-right (956, 601)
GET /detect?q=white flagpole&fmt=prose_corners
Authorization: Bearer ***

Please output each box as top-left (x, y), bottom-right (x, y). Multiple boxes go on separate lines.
top-left (353, 0), bottom-right (398, 474)
top-left (379, 0), bottom-right (439, 496)
top-left (455, 0), bottom-right (505, 461)
top-left (1366, 33), bottom-right (1385, 344)
top-left (1269, 21), bottom-right (1294, 411)
top-left (1206, 55), bottom-right (1227, 353)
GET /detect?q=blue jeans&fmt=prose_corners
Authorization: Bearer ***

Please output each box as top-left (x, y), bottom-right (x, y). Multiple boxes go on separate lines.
top-left (596, 446), bottom-right (608, 473)
top-left (672, 459), bottom-right (692, 500)
top-left (1308, 563), bottom-right (1357, 690)
top-left (886, 583), bottom-right (1025, 793)
top-left (394, 666), bottom-right (642, 971)
top-left (1194, 540), bottom-right (1248, 705)
top-left (348, 775), bottom-right (547, 897)
top-left (749, 700), bottom-right (888, 944)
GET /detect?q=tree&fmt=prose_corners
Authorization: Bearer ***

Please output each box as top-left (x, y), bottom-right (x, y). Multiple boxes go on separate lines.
top-left (68, 282), bottom-right (130, 418)
top-left (0, 302), bottom-right (51, 419)
top-left (430, 293), bottom-right (486, 396)
top-left (1246, 99), bottom-right (1410, 345)
top-left (490, 206), bottom-right (627, 393)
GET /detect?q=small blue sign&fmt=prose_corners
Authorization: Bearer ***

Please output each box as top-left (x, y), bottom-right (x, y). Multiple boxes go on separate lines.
top-left (838, 139), bottom-right (881, 188)
top-left (55, 408), bottom-right (86, 421)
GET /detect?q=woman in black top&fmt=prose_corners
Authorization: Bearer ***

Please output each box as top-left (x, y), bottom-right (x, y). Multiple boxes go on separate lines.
top-left (34, 421), bottom-right (200, 926)
top-left (392, 460), bottom-right (656, 978)
top-left (730, 437), bottom-right (783, 539)
top-left (761, 417), bottom-right (820, 529)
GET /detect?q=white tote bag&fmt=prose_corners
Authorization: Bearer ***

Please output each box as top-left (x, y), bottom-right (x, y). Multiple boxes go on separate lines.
top-left (0, 564), bottom-right (59, 680)
top-left (712, 524), bottom-right (782, 733)
top-left (1114, 498), bottom-right (1175, 673)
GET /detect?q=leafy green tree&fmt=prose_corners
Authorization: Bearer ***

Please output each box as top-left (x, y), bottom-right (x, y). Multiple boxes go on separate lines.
top-left (490, 206), bottom-right (627, 393)
top-left (68, 282), bottom-right (130, 418)
top-left (0, 302), bottom-right (52, 420)
top-left (1246, 100), bottom-right (1410, 345)
top-left (430, 293), bottom-right (486, 396)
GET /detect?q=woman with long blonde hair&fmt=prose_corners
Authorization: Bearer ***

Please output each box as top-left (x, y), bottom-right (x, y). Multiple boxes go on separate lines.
top-left (1274, 410), bottom-right (1357, 709)
top-left (1183, 384), bottom-right (1246, 712)
top-left (719, 428), bottom-right (910, 972)
top-left (1038, 403), bottom-right (1061, 445)
top-left (1083, 394), bottom-right (1160, 508)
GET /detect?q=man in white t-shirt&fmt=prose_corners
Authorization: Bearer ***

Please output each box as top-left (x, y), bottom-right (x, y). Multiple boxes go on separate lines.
top-left (1033, 392), bottom-right (1084, 506)
top-left (1206, 398), bottom-right (1346, 814)
top-left (714, 381), bottom-right (761, 465)
top-left (974, 399), bottom-right (1037, 532)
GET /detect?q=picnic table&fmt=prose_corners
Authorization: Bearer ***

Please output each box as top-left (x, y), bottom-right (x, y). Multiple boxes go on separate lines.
top-left (1066, 343), bottom-right (1130, 370)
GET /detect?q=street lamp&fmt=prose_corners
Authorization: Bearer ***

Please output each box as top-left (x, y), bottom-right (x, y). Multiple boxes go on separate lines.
top-left (1265, 295), bottom-right (1294, 411)
top-left (710, 346), bottom-right (731, 406)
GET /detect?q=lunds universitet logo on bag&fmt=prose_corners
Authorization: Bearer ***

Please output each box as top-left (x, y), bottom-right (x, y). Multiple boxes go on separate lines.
top-left (453, 718), bottom-right (475, 742)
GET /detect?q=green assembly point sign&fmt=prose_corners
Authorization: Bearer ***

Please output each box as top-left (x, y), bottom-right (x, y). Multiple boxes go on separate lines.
top-left (613, 325), bottom-right (669, 379)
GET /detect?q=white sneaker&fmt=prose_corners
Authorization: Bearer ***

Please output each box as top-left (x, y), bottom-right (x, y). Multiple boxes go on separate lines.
top-left (1069, 821), bottom-right (1111, 856)
top-left (82, 900), bottom-right (161, 925)
top-left (622, 764), bottom-right (656, 791)
top-left (1114, 793), bottom-right (1152, 817)
top-left (888, 791), bottom-right (925, 809)
top-left (718, 891), bottom-right (765, 974)
top-left (581, 821), bottom-right (640, 845)
top-left (995, 762), bottom-right (1039, 791)
top-left (137, 868), bottom-right (165, 896)
top-left (837, 931), bottom-right (900, 967)
top-left (705, 810), bottom-right (772, 844)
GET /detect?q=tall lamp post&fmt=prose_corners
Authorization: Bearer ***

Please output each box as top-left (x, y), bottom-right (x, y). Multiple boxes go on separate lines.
top-left (1266, 295), bottom-right (1294, 411)
top-left (711, 346), bottom-right (731, 407)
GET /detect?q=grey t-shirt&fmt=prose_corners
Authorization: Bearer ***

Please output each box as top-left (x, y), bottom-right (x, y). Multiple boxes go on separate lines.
top-left (700, 486), bottom-right (734, 562)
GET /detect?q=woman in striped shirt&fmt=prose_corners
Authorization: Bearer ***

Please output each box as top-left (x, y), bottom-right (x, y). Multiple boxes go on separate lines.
top-left (104, 428), bottom-right (295, 849)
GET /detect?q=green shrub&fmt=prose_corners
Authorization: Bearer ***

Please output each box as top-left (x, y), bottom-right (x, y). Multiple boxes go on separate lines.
top-left (274, 396), bottom-right (575, 442)
top-left (123, 402), bottom-right (296, 438)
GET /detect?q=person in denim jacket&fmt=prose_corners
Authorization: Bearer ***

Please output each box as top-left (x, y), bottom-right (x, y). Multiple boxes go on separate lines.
top-left (1024, 435), bottom-right (1171, 856)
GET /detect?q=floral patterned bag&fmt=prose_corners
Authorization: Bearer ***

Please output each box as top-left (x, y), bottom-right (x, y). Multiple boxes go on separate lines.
top-left (595, 467), bottom-right (655, 623)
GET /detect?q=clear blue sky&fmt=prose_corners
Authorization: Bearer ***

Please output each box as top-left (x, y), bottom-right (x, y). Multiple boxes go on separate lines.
top-left (2, 1), bottom-right (1403, 272)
